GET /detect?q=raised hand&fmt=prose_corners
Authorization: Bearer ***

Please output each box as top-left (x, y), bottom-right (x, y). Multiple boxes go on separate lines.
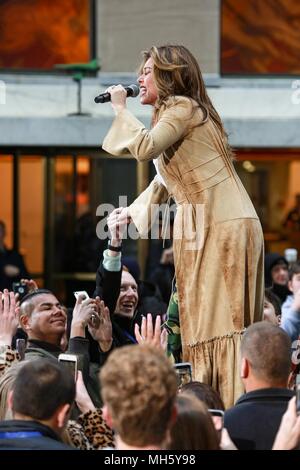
top-left (107, 207), bottom-right (130, 245)
top-left (0, 290), bottom-right (19, 346)
top-left (20, 278), bottom-right (39, 293)
top-left (75, 370), bottom-right (96, 414)
top-left (70, 294), bottom-right (98, 338)
top-left (88, 297), bottom-right (113, 352)
top-left (106, 84), bottom-right (127, 114)
top-left (135, 313), bottom-right (168, 351)
top-left (272, 396), bottom-right (300, 450)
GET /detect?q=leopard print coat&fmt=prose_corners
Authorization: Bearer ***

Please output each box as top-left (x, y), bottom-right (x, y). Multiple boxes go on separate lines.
top-left (0, 345), bottom-right (20, 378)
top-left (67, 409), bottom-right (115, 450)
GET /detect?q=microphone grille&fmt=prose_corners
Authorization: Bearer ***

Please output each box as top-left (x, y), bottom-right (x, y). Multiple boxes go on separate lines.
top-left (128, 84), bottom-right (140, 97)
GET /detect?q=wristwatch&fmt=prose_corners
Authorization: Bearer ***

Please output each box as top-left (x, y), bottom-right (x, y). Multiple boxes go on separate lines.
top-left (108, 243), bottom-right (122, 252)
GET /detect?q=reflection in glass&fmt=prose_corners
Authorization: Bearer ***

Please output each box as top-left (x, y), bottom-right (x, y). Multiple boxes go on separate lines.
top-left (0, 0), bottom-right (90, 70)
top-left (221, 0), bottom-right (300, 74)
top-left (19, 156), bottom-right (45, 274)
top-left (0, 155), bottom-right (13, 247)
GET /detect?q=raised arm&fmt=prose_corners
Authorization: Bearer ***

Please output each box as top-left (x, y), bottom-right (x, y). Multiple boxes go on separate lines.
top-left (103, 96), bottom-right (194, 161)
top-left (129, 175), bottom-right (169, 237)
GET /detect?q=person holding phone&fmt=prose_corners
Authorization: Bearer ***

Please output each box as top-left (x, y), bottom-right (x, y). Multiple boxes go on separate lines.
top-left (17, 289), bottom-right (104, 408)
top-left (102, 44), bottom-right (264, 408)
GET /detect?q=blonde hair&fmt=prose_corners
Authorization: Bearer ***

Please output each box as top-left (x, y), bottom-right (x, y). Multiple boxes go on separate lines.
top-left (139, 45), bottom-right (233, 158)
top-left (100, 344), bottom-right (177, 447)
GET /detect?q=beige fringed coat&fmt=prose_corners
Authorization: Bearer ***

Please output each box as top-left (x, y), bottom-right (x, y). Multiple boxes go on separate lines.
top-left (103, 96), bottom-right (264, 408)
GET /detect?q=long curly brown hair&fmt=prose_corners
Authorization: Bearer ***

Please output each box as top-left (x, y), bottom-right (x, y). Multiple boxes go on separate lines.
top-left (139, 45), bottom-right (232, 156)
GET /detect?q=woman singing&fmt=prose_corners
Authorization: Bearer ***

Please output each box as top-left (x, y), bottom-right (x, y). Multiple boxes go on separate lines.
top-left (102, 45), bottom-right (264, 407)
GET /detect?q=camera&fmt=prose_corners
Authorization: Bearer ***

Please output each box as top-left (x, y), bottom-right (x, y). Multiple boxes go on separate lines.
top-left (16, 339), bottom-right (26, 360)
top-left (12, 282), bottom-right (28, 300)
top-left (174, 362), bottom-right (192, 389)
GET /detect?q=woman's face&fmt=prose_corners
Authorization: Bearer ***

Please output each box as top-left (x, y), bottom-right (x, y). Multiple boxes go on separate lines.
top-left (138, 58), bottom-right (158, 106)
top-left (263, 298), bottom-right (280, 326)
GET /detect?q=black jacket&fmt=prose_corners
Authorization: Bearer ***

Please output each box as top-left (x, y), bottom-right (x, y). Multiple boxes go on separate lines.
top-left (224, 388), bottom-right (294, 450)
top-left (0, 247), bottom-right (29, 291)
top-left (0, 420), bottom-right (73, 450)
top-left (264, 253), bottom-right (291, 303)
top-left (90, 262), bottom-right (166, 364)
top-left (24, 338), bottom-right (101, 409)
top-left (25, 337), bottom-right (90, 385)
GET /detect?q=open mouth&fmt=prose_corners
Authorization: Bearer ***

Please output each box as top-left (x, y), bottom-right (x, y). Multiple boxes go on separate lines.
top-left (121, 302), bottom-right (135, 310)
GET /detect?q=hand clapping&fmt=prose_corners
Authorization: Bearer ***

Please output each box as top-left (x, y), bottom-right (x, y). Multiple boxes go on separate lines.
top-left (0, 289), bottom-right (19, 347)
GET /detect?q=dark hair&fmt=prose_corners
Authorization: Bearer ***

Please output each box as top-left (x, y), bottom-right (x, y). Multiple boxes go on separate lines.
top-left (288, 261), bottom-right (300, 281)
top-left (168, 393), bottom-right (219, 450)
top-left (0, 220), bottom-right (5, 230)
top-left (264, 288), bottom-right (282, 317)
top-left (180, 381), bottom-right (225, 411)
top-left (12, 359), bottom-right (75, 420)
top-left (241, 322), bottom-right (291, 384)
top-left (264, 253), bottom-right (288, 287)
top-left (19, 289), bottom-right (53, 305)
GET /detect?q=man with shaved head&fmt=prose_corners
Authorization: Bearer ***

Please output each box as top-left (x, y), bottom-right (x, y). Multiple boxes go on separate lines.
top-left (18, 289), bottom-right (102, 406)
top-left (19, 289), bottom-right (92, 363)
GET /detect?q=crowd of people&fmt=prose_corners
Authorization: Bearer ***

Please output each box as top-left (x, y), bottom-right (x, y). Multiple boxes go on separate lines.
top-left (0, 286), bottom-right (300, 451)
top-left (1, 233), bottom-right (300, 451)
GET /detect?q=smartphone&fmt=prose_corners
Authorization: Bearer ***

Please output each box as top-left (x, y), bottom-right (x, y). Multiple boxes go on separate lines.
top-left (74, 291), bottom-right (89, 300)
top-left (16, 338), bottom-right (26, 360)
top-left (58, 353), bottom-right (78, 381)
top-left (12, 282), bottom-right (28, 301)
top-left (208, 409), bottom-right (224, 432)
top-left (74, 291), bottom-right (99, 328)
top-left (174, 362), bottom-right (192, 389)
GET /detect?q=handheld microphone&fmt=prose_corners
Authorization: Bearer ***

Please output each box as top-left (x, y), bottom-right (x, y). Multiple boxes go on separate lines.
top-left (94, 84), bottom-right (139, 103)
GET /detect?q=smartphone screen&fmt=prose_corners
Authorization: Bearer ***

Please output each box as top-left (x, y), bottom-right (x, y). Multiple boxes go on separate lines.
top-left (174, 362), bottom-right (192, 389)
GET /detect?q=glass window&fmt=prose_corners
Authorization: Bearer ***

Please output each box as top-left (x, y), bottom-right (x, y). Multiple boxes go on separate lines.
top-left (52, 154), bottom-right (137, 304)
top-left (0, 155), bottom-right (13, 247)
top-left (221, 0), bottom-right (300, 75)
top-left (19, 156), bottom-right (45, 275)
top-left (235, 153), bottom-right (300, 254)
top-left (0, 0), bottom-right (90, 70)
